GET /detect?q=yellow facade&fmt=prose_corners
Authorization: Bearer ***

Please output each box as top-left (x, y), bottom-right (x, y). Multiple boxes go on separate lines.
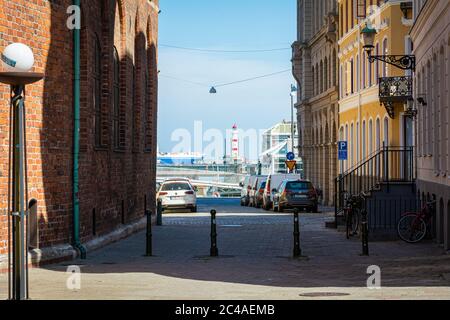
top-left (337, 0), bottom-right (413, 172)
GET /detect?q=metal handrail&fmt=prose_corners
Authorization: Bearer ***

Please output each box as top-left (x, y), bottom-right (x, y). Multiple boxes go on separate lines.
top-left (335, 145), bottom-right (415, 222)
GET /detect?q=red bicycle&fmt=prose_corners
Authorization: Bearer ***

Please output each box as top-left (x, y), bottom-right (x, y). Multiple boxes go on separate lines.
top-left (397, 200), bottom-right (436, 243)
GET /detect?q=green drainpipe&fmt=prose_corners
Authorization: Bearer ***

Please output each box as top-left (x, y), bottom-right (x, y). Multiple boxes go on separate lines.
top-left (72, 0), bottom-right (86, 259)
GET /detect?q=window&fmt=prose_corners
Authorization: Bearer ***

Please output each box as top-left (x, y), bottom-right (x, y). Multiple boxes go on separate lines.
top-left (131, 65), bottom-right (136, 150)
top-left (368, 119), bottom-right (373, 154)
top-left (356, 55), bottom-right (359, 91)
top-left (350, 123), bottom-right (354, 166)
top-left (320, 61), bottom-right (324, 93)
top-left (375, 43), bottom-right (379, 83)
top-left (316, 64), bottom-right (319, 95)
top-left (113, 47), bottom-right (120, 149)
top-left (345, 0), bottom-right (348, 34)
top-left (356, 122), bottom-right (360, 161)
top-left (93, 36), bottom-right (102, 147)
top-left (144, 71), bottom-right (151, 151)
top-left (362, 120), bottom-right (366, 158)
top-left (376, 118), bottom-right (381, 150)
top-left (333, 50), bottom-right (337, 85)
top-left (350, 58), bottom-right (354, 94)
top-left (350, 0), bottom-right (354, 29)
top-left (362, 51), bottom-right (366, 89)
top-left (382, 38), bottom-right (388, 77)
top-left (384, 117), bottom-right (389, 146)
top-left (312, 66), bottom-right (315, 95)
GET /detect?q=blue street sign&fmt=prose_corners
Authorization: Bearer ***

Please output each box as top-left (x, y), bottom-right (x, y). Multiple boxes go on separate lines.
top-left (338, 141), bottom-right (348, 160)
top-left (286, 152), bottom-right (295, 161)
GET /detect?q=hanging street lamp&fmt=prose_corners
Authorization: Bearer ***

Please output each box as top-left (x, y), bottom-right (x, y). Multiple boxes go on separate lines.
top-left (361, 23), bottom-right (416, 71)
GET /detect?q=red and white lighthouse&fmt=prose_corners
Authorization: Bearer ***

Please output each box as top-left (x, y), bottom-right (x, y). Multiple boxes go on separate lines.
top-left (231, 124), bottom-right (239, 163)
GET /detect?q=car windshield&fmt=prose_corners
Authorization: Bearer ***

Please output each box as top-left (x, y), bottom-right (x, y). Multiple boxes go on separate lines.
top-left (161, 182), bottom-right (192, 191)
top-left (286, 181), bottom-right (312, 191)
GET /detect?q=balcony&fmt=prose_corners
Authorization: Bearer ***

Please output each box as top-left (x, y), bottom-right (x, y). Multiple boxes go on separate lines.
top-left (378, 76), bottom-right (413, 118)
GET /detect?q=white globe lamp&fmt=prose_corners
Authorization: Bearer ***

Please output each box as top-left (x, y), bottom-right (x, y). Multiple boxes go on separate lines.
top-left (1, 43), bottom-right (35, 72)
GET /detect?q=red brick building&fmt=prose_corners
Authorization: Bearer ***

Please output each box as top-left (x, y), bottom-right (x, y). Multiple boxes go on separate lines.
top-left (0, 0), bottom-right (158, 262)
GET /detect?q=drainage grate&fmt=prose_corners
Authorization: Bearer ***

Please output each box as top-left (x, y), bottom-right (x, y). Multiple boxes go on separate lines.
top-left (299, 292), bottom-right (350, 297)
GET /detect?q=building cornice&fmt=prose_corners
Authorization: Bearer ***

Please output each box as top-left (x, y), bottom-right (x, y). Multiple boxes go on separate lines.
top-left (410, 0), bottom-right (440, 40)
top-left (337, 0), bottom-right (402, 46)
top-left (338, 86), bottom-right (379, 113)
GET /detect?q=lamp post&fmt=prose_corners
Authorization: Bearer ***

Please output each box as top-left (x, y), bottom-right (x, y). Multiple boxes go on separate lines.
top-left (290, 84), bottom-right (297, 154)
top-left (0, 71), bottom-right (44, 300)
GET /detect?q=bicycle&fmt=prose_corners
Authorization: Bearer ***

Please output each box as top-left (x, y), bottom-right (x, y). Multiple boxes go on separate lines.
top-left (343, 193), bottom-right (361, 239)
top-left (397, 200), bottom-right (436, 243)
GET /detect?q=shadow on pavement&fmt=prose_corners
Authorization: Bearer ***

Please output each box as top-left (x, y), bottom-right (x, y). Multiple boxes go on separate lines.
top-left (37, 199), bottom-right (450, 289)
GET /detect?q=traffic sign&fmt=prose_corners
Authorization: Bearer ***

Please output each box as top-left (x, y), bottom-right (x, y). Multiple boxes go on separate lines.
top-left (286, 152), bottom-right (295, 161)
top-left (338, 141), bottom-right (348, 160)
top-left (285, 160), bottom-right (297, 172)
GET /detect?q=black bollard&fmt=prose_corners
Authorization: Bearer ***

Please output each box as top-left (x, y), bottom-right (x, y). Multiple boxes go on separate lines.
top-left (293, 208), bottom-right (301, 257)
top-left (210, 209), bottom-right (218, 257)
top-left (361, 209), bottom-right (369, 256)
top-left (157, 199), bottom-right (163, 226)
top-left (145, 210), bottom-right (153, 256)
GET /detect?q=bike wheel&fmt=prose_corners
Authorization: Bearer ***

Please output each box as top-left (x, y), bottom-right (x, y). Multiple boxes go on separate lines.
top-left (351, 208), bottom-right (361, 236)
top-left (397, 214), bottom-right (427, 243)
top-left (345, 210), bottom-right (351, 239)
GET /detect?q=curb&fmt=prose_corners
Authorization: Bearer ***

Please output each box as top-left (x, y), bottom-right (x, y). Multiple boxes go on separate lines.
top-left (0, 215), bottom-right (151, 272)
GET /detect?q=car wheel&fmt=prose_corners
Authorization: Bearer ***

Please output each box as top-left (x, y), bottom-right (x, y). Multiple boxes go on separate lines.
top-left (312, 204), bottom-right (318, 213)
top-left (191, 206), bottom-right (197, 213)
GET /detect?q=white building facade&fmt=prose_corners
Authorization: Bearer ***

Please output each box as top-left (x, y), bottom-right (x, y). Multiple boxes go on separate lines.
top-left (411, 0), bottom-right (450, 250)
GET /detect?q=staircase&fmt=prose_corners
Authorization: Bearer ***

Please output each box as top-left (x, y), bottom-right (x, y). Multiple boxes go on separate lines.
top-left (334, 145), bottom-right (417, 239)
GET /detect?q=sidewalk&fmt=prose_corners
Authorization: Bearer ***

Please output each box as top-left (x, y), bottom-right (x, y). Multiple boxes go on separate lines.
top-left (1, 203), bottom-right (449, 300)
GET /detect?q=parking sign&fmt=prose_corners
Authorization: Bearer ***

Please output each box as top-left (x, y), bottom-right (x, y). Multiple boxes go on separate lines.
top-left (338, 141), bottom-right (348, 160)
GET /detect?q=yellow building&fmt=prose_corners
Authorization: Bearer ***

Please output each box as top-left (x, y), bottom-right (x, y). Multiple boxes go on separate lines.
top-left (337, 0), bottom-right (414, 175)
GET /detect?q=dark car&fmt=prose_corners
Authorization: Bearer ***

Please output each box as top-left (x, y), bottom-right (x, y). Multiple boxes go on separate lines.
top-left (273, 179), bottom-right (318, 213)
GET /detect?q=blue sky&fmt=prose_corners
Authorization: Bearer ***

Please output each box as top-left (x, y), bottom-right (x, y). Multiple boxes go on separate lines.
top-left (158, 0), bottom-right (296, 158)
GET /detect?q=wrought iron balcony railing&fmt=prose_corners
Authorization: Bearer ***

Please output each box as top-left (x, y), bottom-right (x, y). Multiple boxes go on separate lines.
top-left (378, 76), bottom-right (413, 118)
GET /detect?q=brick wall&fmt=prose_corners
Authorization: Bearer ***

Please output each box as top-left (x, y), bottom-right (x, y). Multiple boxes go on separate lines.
top-left (0, 0), bottom-right (159, 254)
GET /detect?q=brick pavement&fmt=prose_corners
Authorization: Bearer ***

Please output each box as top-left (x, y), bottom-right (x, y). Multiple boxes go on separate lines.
top-left (0, 198), bottom-right (449, 300)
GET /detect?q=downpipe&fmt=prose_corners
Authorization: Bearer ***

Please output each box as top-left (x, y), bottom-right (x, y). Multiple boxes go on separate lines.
top-left (72, 0), bottom-right (86, 259)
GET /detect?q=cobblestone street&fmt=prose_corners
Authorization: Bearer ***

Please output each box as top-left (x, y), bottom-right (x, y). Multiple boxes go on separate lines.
top-left (1, 198), bottom-right (449, 300)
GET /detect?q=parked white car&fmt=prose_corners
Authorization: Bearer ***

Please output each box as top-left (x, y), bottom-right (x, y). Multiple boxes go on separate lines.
top-left (157, 179), bottom-right (197, 212)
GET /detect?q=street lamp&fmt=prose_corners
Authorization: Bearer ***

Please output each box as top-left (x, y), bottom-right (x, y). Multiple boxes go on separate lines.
top-left (290, 84), bottom-right (297, 154)
top-left (361, 23), bottom-right (418, 118)
top-left (0, 43), bottom-right (44, 300)
top-left (361, 23), bottom-right (416, 71)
